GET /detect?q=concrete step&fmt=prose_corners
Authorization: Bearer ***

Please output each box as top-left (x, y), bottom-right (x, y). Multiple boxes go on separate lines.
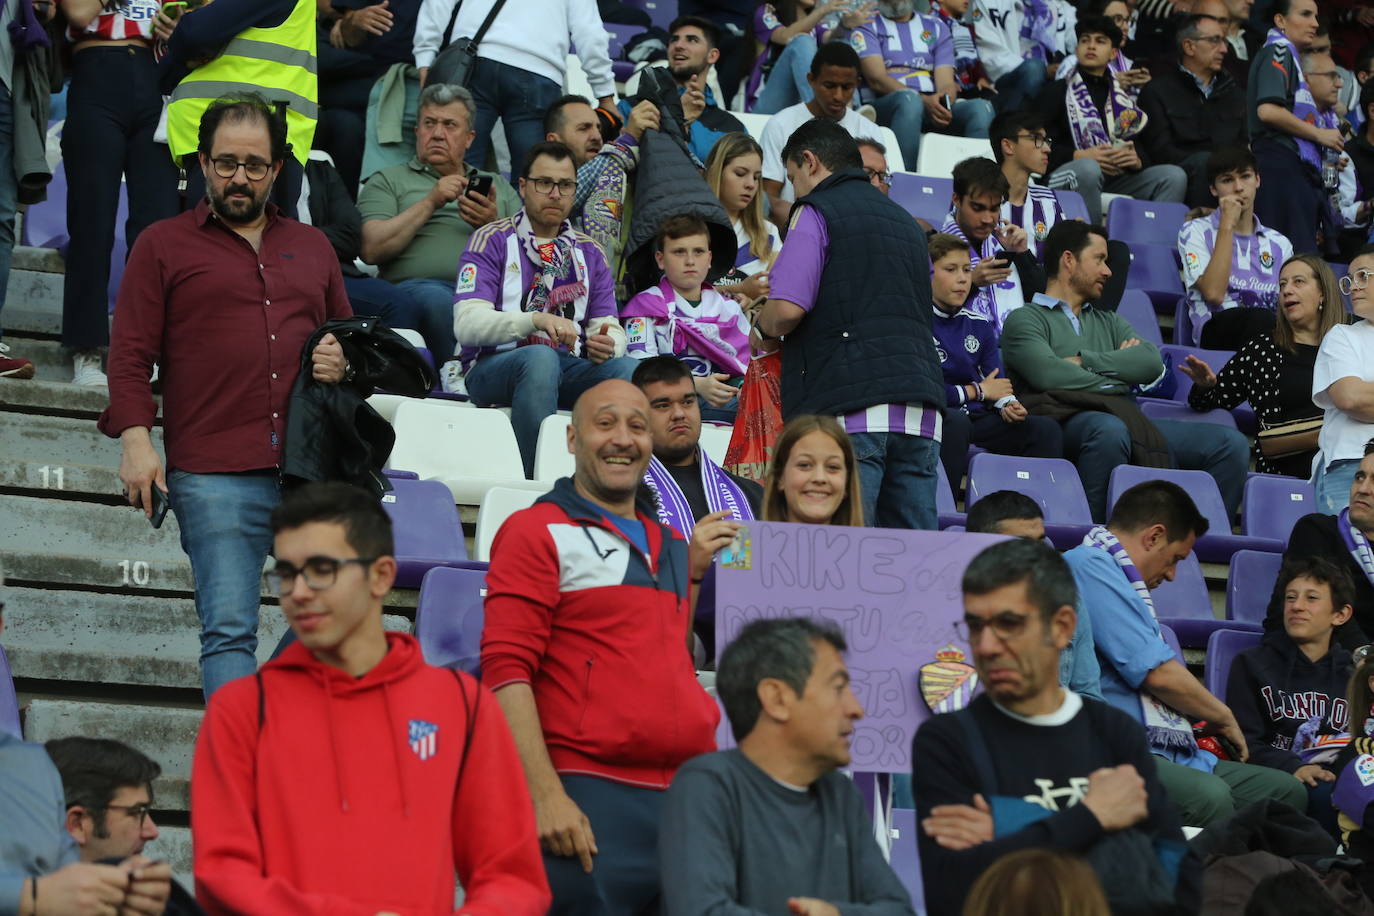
top-left (4, 247), bottom-right (66, 338)
top-left (8, 336), bottom-right (73, 379)
top-left (152, 826), bottom-right (193, 897)
top-left (0, 459), bottom-right (124, 501)
top-left (0, 494), bottom-right (186, 574)
top-left (1, 412), bottom-right (161, 468)
top-left (0, 375), bottom-right (118, 419)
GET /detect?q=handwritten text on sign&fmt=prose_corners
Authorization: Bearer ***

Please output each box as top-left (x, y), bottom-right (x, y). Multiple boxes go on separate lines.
top-left (715, 523), bottom-right (1005, 773)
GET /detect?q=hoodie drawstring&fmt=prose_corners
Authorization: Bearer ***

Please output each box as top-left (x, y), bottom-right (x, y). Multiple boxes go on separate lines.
top-left (323, 675), bottom-right (350, 812)
top-left (383, 681), bottom-right (411, 818)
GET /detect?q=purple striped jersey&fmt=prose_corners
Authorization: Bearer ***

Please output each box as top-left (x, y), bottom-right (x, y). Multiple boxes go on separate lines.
top-left (839, 402), bottom-right (943, 440)
top-left (1002, 184), bottom-right (1064, 260)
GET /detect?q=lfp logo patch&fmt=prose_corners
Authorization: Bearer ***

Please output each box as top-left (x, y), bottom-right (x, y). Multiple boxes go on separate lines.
top-left (409, 719), bottom-right (439, 761)
top-left (456, 263), bottom-right (477, 294)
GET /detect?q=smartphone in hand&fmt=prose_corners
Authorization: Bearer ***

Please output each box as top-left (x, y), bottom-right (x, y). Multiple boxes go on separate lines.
top-left (466, 174), bottom-right (494, 199)
top-left (150, 486), bottom-right (170, 529)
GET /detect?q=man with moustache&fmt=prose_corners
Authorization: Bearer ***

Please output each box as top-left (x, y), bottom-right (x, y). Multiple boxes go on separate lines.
top-left (101, 95), bottom-right (352, 699)
top-left (481, 379), bottom-right (721, 914)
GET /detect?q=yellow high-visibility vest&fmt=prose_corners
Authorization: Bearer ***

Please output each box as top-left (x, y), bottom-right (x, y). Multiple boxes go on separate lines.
top-left (165, 0), bottom-right (317, 166)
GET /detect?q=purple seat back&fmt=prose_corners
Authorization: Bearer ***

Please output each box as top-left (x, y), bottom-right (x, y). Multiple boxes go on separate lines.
top-left (1126, 245), bottom-right (1185, 309)
top-left (1226, 549), bottom-right (1282, 624)
top-left (1106, 198), bottom-right (1189, 247)
top-left (1205, 627), bottom-right (1262, 698)
top-left (889, 173), bottom-right (952, 226)
top-left (1108, 466), bottom-right (1230, 537)
top-left (1118, 289), bottom-right (1163, 346)
top-left (889, 808), bottom-right (926, 908)
top-left (1139, 398), bottom-right (1237, 429)
top-left (1242, 475), bottom-right (1315, 542)
top-left (1172, 295), bottom-right (1194, 346)
top-left (1156, 345), bottom-right (1235, 403)
top-left (1150, 553), bottom-right (1210, 619)
top-left (936, 460), bottom-right (965, 528)
top-left (625, 0), bottom-right (677, 31)
top-left (415, 565), bottom-right (488, 674)
top-left (1053, 188), bottom-right (1090, 223)
top-left (1158, 623), bottom-right (1183, 663)
top-left (381, 478), bottom-right (468, 589)
top-left (967, 454), bottom-right (1093, 524)
top-left (0, 645), bottom-right (19, 738)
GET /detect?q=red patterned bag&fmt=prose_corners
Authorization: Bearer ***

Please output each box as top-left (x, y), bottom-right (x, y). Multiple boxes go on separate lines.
top-left (724, 350), bottom-right (783, 482)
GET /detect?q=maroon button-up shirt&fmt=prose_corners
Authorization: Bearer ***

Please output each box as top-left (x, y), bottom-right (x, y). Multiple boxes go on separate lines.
top-left (99, 200), bottom-right (352, 473)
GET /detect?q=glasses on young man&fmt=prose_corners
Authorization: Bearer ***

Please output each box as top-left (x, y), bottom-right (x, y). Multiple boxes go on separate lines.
top-left (1015, 132), bottom-right (1051, 148)
top-left (1340, 268), bottom-right (1374, 295)
top-left (210, 157), bottom-right (271, 181)
top-left (265, 556), bottom-right (377, 596)
top-left (103, 803), bottom-right (154, 829)
top-left (525, 177), bottom-right (577, 197)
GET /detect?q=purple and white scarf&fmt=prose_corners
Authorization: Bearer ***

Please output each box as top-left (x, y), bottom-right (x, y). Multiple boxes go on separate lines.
top-left (1056, 48), bottom-right (1139, 97)
top-left (621, 277), bottom-right (752, 377)
top-left (1064, 66), bottom-right (1147, 150)
top-left (515, 209), bottom-right (581, 318)
top-left (1083, 526), bottom-right (1200, 754)
top-left (1020, 0), bottom-right (1056, 61)
top-left (643, 451), bottom-right (755, 537)
top-left (1339, 508), bottom-right (1374, 589)
top-left (1264, 27), bottom-right (1325, 175)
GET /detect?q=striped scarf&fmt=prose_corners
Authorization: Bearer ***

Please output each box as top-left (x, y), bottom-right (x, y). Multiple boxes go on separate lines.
top-left (1339, 508), bottom-right (1374, 589)
top-left (642, 451), bottom-right (754, 537)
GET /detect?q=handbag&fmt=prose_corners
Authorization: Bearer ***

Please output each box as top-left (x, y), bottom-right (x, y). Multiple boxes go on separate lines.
top-left (723, 349), bottom-right (782, 482)
top-left (428, 0), bottom-right (509, 88)
top-left (1256, 415), bottom-right (1323, 460)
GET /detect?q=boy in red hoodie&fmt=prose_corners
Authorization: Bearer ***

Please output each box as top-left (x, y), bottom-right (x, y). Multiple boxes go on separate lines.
top-left (191, 482), bottom-right (550, 916)
top-left (481, 379), bottom-right (722, 914)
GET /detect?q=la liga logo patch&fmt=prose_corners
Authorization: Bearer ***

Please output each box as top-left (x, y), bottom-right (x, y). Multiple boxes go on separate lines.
top-left (456, 263), bottom-right (478, 293)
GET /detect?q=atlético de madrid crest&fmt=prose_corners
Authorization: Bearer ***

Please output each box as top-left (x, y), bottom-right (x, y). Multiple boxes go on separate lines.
top-left (919, 644), bottom-right (978, 713)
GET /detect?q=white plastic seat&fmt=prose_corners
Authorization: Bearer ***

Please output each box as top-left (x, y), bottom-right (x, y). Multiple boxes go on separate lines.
top-left (735, 111), bottom-right (770, 141)
top-left (914, 133), bottom-right (993, 177)
top-left (699, 424), bottom-right (733, 466)
top-left (388, 401), bottom-right (546, 506)
top-left (475, 486), bottom-right (548, 562)
top-left (533, 414), bottom-right (575, 483)
top-left (877, 126), bottom-right (905, 172)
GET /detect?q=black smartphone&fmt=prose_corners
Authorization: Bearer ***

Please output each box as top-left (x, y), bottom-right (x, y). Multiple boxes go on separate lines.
top-left (941, 93), bottom-right (952, 111)
top-left (150, 487), bottom-right (170, 530)
top-left (467, 174), bottom-right (494, 199)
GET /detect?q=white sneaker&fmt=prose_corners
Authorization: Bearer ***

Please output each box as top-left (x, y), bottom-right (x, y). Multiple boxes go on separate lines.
top-left (439, 359), bottom-right (467, 396)
top-left (71, 350), bottom-right (108, 388)
top-left (857, 104), bottom-right (878, 123)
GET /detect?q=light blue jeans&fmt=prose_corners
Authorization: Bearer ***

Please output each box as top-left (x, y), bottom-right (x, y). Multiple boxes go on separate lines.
top-left (167, 470), bottom-right (281, 699)
top-left (0, 84), bottom-right (17, 336)
top-left (871, 90), bottom-right (994, 175)
top-left (464, 346), bottom-right (638, 477)
top-left (752, 35), bottom-right (817, 115)
top-left (1316, 457), bottom-right (1360, 515)
top-left (850, 431), bottom-right (941, 531)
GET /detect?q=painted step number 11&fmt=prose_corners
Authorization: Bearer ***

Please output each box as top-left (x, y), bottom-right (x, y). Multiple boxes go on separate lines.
top-left (37, 465), bottom-right (64, 489)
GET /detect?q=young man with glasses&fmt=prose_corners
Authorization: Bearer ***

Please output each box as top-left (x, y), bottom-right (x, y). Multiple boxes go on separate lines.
top-left (989, 110), bottom-right (1066, 261)
top-left (911, 537), bottom-right (1195, 915)
top-left (454, 140), bottom-right (637, 478)
top-left (100, 95), bottom-right (353, 701)
top-left (191, 481), bottom-right (549, 916)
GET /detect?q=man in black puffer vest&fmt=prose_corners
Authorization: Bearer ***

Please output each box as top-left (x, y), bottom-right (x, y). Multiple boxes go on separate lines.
top-left (758, 118), bottom-right (946, 530)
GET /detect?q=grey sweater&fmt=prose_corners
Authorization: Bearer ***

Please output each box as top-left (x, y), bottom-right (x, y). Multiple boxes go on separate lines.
top-left (659, 749), bottom-right (916, 916)
top-left (0, 731), bottom-right (76, 915)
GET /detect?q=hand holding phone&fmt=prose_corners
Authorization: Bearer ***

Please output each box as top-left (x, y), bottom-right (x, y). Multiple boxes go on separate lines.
top-left (466, 173), bottom-right (494, 199)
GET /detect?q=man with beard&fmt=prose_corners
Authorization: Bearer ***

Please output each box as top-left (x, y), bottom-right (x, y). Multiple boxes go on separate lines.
top-left (481, 379), bottom-right (721, 914)
top-left (100, 95), bottom-right (352, 699)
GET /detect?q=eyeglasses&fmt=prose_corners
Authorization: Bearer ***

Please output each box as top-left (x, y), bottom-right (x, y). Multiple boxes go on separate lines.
top-left (265, 556), bottom-right (376, 595)
top-left (1305, 70), bottom-right (1343, 81)
top-left (1188, 34), bottom-right (1227, 45)
top-left (102, 803), bottom-right (153, 828)
top-left (1015, 132), bottom-right (1051, 148)
top-left (1340, 268), bottom-right (1374, 295)
top-left (864, 166), bottom-right (892, 186)
top-left (524, 176), bottom-right (577, 197)
top-left (210, 157), bottom-right (272, 181)
top-left (952, 612), bottom-right (1032, 644)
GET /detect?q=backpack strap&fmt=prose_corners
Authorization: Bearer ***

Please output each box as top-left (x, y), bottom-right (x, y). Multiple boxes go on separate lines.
top-left (256, 670), bottom-right (266, 729)
top-left (451, 668), bottom-right (479, 784)
top-left (440, 0), bottom-right (464, 50)
top-left (953, 705), bottom-right (999, 796)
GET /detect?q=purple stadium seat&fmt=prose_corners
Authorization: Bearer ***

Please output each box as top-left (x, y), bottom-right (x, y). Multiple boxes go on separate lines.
top-left (0, 645), bottom-right (19, 738)
top-left (889, 808), bottom-right (925, 908)
top-left (625, 0), bottom-right (677, 31)
top-left (604, 23), bottom-right (641, 81)
top-left (1053, 188), bottom-right (1090, 223)
top-left (966, 453), bottom-right (1093, 548)
top-left (1106, 198), bottom-right (1189, 247)
top-left (1126, 244), bottom-right (1185, 314)
top-left (415, 565), bottom-right (489, 674)
top-left (1172, 296), bottom-right (1194, 347)
top-left (1107, 465), bottom-right (1281, 563)
top-left (383, 468), bottom-right (420, 479)
top-left (1329, 263), bottom-right (1352, 313)
top-left (1226, 549), bottom-right (1282, 625)
top-left (936, 460), bottom-right (965, 529)
top-left (1117, 289), bottom-right (1163, 346)
top-left (1205, 627), bottom-right (1262, 698)
top-left (889, 173), bottom-right (953, 226)
top-left (381, 478), bottom-right (470, 588)
top-left (1242, 474), bottom-right (1314, 544)
top-left (1152, 553), bottom-right (1262, 648)
top-left (1139, 398), bottom-right (1238, 429)
top-left (1157, 344), bottom-right (1235, 403)
top-left (1158, 623), bottom-right (1183, 663)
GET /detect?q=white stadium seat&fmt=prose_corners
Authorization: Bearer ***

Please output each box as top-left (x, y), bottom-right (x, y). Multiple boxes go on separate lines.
top-left (914, 134), bottom-right (993, 177)
top-left (475, 486), bottom-right (548, 562)
top-left (533, 414), bottom-right (575, 483)
top-left (388, 401), bottom-right (546, 505)
top-left (698, 424), bottom-right (733, 466)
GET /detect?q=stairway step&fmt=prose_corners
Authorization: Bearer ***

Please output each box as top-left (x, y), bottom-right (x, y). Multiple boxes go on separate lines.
top-left (0, 494), bottom-right (186, 565)
top-left (0, 459), bottom-right (123, 501)
top-left (1, 411), bottom-right (162, 466)
top-left (0, 376), bottom-right (118, 419)
top-left (4, 267), bottom-right (64, 336)
top-left (7, 336), bottom-right (70, 377)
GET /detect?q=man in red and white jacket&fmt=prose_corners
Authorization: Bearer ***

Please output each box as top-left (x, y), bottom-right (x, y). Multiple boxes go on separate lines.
top-left (481, 379), bottom-right (722, 914)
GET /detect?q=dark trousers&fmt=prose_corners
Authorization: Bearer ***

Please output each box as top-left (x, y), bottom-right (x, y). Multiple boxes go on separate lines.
top-left (61, 45), bottom-right (178, 350)
top-left (341, 275), bottom-right (423, 329)
top-left (940, 408), bottom-right (1064, 498)
top-left (465, 58), bottom-right (563, 173)
top-left (316, 60), bottom-right (385, 197)
top-left (544, 775), bottom-right (663, 916)
top-left (1180, 151), bottom-right (1214, 209)
top-left (1253, 139), bottom-right (1324, 256)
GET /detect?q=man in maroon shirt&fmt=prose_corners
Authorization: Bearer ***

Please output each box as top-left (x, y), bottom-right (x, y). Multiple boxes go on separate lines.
top-left (99, 96), bottom-right (352, 699)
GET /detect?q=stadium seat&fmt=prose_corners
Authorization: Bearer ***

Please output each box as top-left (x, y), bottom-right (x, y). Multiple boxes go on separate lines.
top-left (1242, 474), bottom-right (1314, 544)
top-left (734, 111), bottom-right (769, 141)
top-left (966, 454), bottom-right (1093, 548)
top-left (389, 401), bottom-right (547, 505)
top-left (699, 423), bottom-right (733, 466)
top-left (381, 478), bottom-right (470, 588)
top-left (1157, 344), bottom-right (1235, 403)
top-left (1107, 465), bottom-right (1282, 563)
top-left (1117, 289), bottom-right (1164, 346)
top-left (889, 172), bottom-right (953, 226)
top-left (877, 127), bottom-right (906, 172)
top-left (914, 134), bottom-right (991, 176)
top-left (0, 645), bottom-right (19, 738)
top-left (625, 0), bottom-right (677, 31)
top-left (1159, 623), bottom-right (1183, 663)
top-left (1226, 549), bottom-right (1282, 625)
top-left (1172, 296), bottom-right (1195, 347)
top-left (1205, 627), bottom-right (1262, 699)
top-left (888, 808), bottom-right (925, 907)
top-left (1138, 398), bottom-right (1238, 429)
top-left (936, 461), bottom-right (965, 528)
top-left (474, 486), bottom-right (547, 563)
top-left (1126, 244), bottom-right (1185, 314)
top-left (414, 566), bottom-right (487, 674)
top-left (1106, 198), bottom-right (1189, 247)
top-left (534, 414), bottom-right (574, 482)
top-left (1053, 188), bottom-right (1090, 223)
top-left (383, 468), bottom-right (419, 479)
top-left (604, 23), bottom-right (641, 82)
top-left (1152, 553), bottom-right (1261, 648)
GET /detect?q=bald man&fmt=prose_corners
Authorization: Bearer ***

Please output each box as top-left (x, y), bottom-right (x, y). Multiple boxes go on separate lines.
top-left (480, 381), bottom-right (721, 915)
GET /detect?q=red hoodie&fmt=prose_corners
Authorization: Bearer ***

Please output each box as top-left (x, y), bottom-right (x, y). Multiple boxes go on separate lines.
top-left (191, 632), bottom-right (550, 916)
top-left (481, 479), bottom-right (720, 789)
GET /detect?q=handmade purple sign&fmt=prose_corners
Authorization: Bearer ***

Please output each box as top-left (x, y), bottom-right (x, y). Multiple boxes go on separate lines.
top-left (714, 522), bottom-right (1006, 773)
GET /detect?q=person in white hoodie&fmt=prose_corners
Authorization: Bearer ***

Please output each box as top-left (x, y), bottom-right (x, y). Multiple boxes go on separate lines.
top-left (413, 0), bottom-right (615, 172)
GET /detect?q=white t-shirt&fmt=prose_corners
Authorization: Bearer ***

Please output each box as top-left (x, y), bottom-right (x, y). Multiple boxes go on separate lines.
top-left (760, 102), bottom-right (885, 203)
top-left (1313, 320), bottom-right (1374, 468)
top-left (966, 0), bottom-right (1023, 81)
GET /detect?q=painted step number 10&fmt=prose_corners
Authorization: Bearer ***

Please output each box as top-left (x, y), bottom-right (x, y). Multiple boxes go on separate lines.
top-left (37, 465), bottom-right (64, 489)
top-left (119, 560), bottom-right (151, 586)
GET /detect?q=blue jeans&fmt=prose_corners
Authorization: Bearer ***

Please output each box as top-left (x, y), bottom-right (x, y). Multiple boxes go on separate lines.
top-left (395, 277), bottom-right (459, 363)
top-left (344, 275), bottom-right (424, 335)
top-left (0, 84), bottom-right (16, 332)
top-left (752, 35), bottom-right (817, 115)
top-left (993, 58), bottom-right (1047, 114)
top-left (871, 90), bottom-right (994, 176)
top-left (1061, 412), bottom-right (1250, 522)
top-left (465, 57), bottom-right (564, 172)
top-left (166, 470), bottom-right (281, 699)
top-left (850, 431), bottom-right (940, 530)
top-left (1316, 457), bottom-right (1360, 515)
top-left (464, 346), bottom-right (638, 477)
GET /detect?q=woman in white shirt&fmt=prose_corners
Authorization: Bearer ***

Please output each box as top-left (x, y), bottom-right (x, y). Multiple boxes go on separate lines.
top-left (1313, 246), bottom-right (1374, 512)
top-left (704, 133), bottom-right (780, 307)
